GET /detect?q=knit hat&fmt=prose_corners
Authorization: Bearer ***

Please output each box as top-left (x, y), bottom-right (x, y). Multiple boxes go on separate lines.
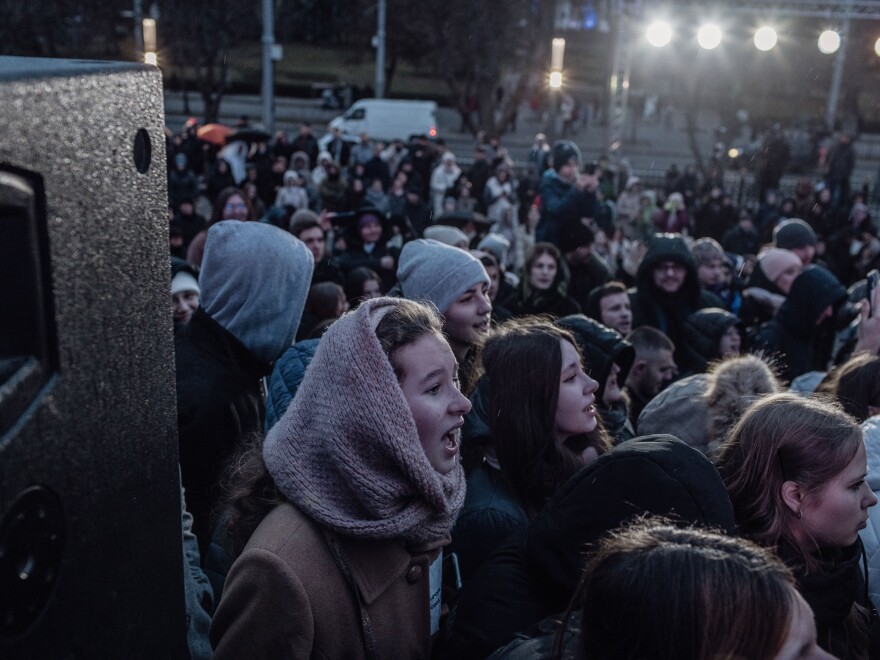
top-left (200, 221), bottom-right (314, 364)
top-left (774, 218), bottom-right (816, 249)
top-left (758, 248), bottom-right (802, 283)
top-left (397, 239), bottom-right (489, 314)
top-left (171, 270), bottom-right (200, 296)
top-left (423, 225), bottom-right (470, 249)
top-left (691, 237), bottom-right (725, 266)
top-left (477, 233), bottom-right (511, 266)
top-left (263, 297), bottom-right (466, 543)
top-left (358, 212), bottom-right (383, 229)
top-left (552, 140), bottom-right (582, 171)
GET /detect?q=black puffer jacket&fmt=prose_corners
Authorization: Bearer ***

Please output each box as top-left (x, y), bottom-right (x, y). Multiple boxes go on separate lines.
top-left (175, 308), bottom-right (270, 553)
top-left (750, 266), bottom-right (847, 382)
top-left (557, 314), bottom-right (636, 443)
top-left (440, 435), bottom-right (736, 660)
top-left (629, 233), bottom-right (722, 374)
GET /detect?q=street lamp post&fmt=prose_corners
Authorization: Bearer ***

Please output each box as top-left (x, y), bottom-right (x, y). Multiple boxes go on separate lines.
top-left (375, 0), bottom-right (387, 98)
top-left (143, 18), bottom-right (157, 66)
top-left (261, 0), bottom-right (275, 134)
top-left (548, 37), bottom-right (565, 141)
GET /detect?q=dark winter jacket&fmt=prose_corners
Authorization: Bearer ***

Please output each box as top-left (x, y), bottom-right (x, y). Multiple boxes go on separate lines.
top-left (722, 224), bottom-right (761, 256)
top-left (264, 339), bottom-right (321, 433)
top-left (629, 233), bottom-right (722, 373)
top-left (169, 167), bottom-right (201, 209)
top-left (175, 308), bottom-right (270, 551)
top-left (739, 259), bottom-right (787, 330)
top-left (503, 261), bottom-right (581, 320)
top-left (336, 209), bottom-right (401, 291)
top-left (750, 266), bottom-right (847, 382)
top-left (440, 435), bottom-right (736, 660)
top-left (311, 255), bottom-right (345, 286)
top-left (778, 541), bottom-right (880, 660)
top-left (449, 461), bottom-right (529, 584)
top-left (567, 256), bottom-right (612, 311)
top-left (536, 170), bottom-right (598, 247)
top-left (172, 209), bottom-right (208, 251)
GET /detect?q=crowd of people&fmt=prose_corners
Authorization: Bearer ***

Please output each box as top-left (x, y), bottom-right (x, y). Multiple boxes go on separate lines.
top-left (165, 115), bottom-right (880, 659)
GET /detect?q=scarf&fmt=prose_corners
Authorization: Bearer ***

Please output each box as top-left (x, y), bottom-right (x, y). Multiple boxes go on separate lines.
top-left (264, 297), bottom-right (466, 544)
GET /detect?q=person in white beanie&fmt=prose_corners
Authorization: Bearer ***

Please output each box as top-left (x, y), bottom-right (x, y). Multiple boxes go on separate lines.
top-left (397, 238), bottom-right (491, 393)
top-left (423, 224), bottom-right (470, 249)
top-left (171, 257), bottom-right (201, 328)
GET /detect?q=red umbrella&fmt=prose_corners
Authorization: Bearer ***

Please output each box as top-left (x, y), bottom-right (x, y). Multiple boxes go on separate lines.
top-left (196, 123), bottom-right (231, 146)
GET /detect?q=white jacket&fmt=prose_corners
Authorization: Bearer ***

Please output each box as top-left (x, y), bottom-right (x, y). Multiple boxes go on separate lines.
top-left (860, 414), bottom-right (880, 611)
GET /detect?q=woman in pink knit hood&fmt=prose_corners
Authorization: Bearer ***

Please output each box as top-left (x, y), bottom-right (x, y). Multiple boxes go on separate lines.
top-left (210, 297), bottom-right (469, 659)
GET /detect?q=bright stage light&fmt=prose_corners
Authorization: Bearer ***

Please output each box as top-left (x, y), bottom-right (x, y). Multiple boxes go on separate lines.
top-left (697, 24), bottom-right (722, 50)
top-left (549, 71), bottom-right (563, 89)
top-left (646, 21), bottom-right (672, 48)
top-left (818, 30), bottom-right (841, 54)
top-left (875, 37), bottom-right (880, 57)
top-left (754, 26), bottom-right (778, 51)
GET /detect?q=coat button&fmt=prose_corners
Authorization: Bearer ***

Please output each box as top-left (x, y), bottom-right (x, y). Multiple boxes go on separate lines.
top-left (405, 565), bottom-right (422, 584)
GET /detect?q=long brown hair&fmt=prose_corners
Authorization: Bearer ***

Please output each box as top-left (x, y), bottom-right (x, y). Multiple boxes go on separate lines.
top-left (832, 353), bottom-right (880, 423)
top-left (483, 317), bottom-right (602, 518)
top-left (715, 392), bottom-right (862, 571)
top-left (573, 522), bottom-right (796, 660)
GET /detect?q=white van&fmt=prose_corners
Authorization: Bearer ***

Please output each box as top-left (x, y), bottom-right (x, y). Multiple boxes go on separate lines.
top-left (328, 99), bottom-right (438, 142)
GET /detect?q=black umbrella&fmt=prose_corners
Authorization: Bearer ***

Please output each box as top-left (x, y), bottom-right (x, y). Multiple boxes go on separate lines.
top-left (225, 127), bottom-right (272, 144)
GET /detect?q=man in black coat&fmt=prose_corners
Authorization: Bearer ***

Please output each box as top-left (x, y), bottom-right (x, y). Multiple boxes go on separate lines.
top-left (629, 233), bottom-right (722, 375)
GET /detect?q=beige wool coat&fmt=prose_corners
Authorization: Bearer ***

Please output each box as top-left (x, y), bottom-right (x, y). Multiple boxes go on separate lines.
top-left (210, 502), bottom-right (445, 659)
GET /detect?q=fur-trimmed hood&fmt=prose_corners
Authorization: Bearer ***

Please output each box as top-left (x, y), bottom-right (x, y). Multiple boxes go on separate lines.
top-left (637, 354), bottom-right (782, 457)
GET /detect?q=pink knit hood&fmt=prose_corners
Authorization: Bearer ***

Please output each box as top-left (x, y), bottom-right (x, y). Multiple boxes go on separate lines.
top-left (263, 297), bottom-right (466, 544)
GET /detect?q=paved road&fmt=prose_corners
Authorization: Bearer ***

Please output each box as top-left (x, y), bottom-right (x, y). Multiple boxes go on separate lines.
top-left (164, 91), bottom-right (880, 207)
top-left (163, 91), bottom-right (709, 172)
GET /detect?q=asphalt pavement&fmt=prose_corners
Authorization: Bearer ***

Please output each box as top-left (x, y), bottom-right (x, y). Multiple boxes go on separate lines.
top-left (164, 91), bottom-right (880, 206)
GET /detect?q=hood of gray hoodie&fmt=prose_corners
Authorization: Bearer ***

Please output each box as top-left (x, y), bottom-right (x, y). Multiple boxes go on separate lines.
top-left (200, 221), bottom-right (313, 364)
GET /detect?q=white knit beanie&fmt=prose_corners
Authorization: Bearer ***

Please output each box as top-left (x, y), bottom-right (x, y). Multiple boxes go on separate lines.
top-left (397, 239), bottom-right (489, 314)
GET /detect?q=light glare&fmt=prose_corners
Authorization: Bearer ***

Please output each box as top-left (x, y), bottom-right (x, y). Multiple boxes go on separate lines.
top-left (875, 37), bottom-right (880, 57)
top-left (818, 30), bottom-right (841, 54)
top-left (646, 21), bottom-right (672, 48)
top-left (144, 52), bottom-right (158, 66)
top-left (549, 71), bottom-right (563, 89)
top-left (754, 27), bottom-right (778, 51)
top-left (697, 24), bottom-right (722, 50)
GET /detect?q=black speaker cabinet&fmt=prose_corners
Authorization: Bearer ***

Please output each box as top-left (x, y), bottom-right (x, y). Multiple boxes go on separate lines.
top-left (0, 57), bottom-right (186, 658)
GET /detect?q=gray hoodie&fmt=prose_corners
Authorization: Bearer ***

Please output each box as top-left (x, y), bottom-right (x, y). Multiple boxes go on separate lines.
top-left (200, 221), bottom-right (314, 363)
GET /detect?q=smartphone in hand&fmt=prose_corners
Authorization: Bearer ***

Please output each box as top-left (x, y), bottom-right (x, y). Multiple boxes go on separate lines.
top-left (867, 269), bottom-right (879, 318)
